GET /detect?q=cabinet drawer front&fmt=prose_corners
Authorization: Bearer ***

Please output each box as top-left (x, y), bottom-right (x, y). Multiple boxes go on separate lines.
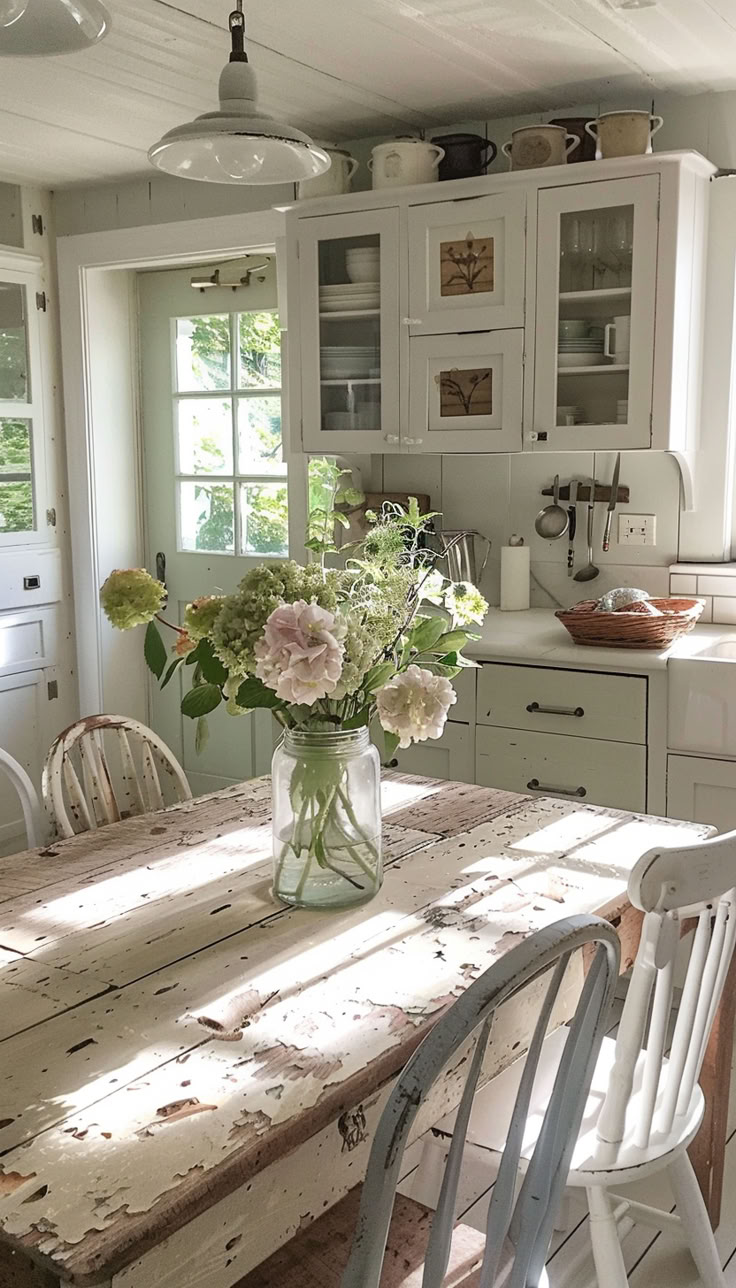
top-left (476, 663), bottom-right (646, 744)
top-left (392, 722), bottom-right (474, 785)
top-left (476, 726), bottom-right (646, 812)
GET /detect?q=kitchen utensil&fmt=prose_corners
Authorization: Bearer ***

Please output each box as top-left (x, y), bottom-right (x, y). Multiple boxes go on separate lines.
top-left (432, 132), bottom-right (497, 181)
top-left (437, 529), bottom-right (491, 585)
top-left (567, 480), bottom-right (579, 576)
top-left (574, 480), bottom-right (600, 582)
top-left (585, 110), bottom-right (664, 159)
top-left (297, 144), bottom-right (358, 199)
top-left (602, 452), bottom-right (621, 553)
top-left (535, 474), bottom-right (569, 540)
top-left (603, 316), bottom-right (631, 364)
top-left (369, 138), bottom-right (445, 188)
top-left (502, 124), bottom-right (579, 170)
top-left (549, 116), bottom-right (597, 162)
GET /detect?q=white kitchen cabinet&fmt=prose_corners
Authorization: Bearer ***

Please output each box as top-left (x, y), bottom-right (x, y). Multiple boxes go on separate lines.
top-left (406, 192), bottom-right (525, 335)
top-left (389, 721), bottom-right (475, 784)
top-left (476, 724), bottom-right (646, 812)
top-left (408, 329), bottom-right (523, 453)
top-left (0, 668), bottom-right (45, 855)
top-left (666, 754), bottom-right (736, 834)
top-left (297, 207), bottom-right (400, 453)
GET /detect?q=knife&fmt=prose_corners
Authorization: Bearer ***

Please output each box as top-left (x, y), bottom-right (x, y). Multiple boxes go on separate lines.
top-left (567, 480), bottom-right (578, 576)
top-left (602, 452), bottom-right (621, 553)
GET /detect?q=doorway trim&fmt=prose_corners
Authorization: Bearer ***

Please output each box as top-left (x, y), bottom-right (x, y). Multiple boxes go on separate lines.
top-left (57, 207), bottom-right (288, 716)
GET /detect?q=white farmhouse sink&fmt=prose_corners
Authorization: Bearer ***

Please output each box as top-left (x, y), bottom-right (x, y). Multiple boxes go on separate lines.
top-left (669, 637), bottom-right (736, 754)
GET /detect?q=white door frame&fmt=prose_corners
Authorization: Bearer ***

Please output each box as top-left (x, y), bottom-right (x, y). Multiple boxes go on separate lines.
top-left (57, 208), bottom-right (289, 717)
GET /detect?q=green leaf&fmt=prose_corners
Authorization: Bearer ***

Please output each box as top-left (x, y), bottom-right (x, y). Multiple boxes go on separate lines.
top-left (363, 661), bottom-right (396, 693)
top-left (235, 676), bottom-right (284, 710)
top-left (435, 629), bottom-right (472, 654)
top-left (409, 615), bottom-right (447, 654)
top-left (185, 639), bottom-right (204, 666)
top-left (160, 656), bottom-right (183, 690)
top-left (194, 716), bottom-right (209, 755)
top-left (420, 661), bottom-right (461, 678)
top-left (340, 487), bottom-right (364, 505)
top-left (196, 638), bottom-right (227, 687)
top-left (381, 730), bottom-right (400, 765)
top-left (343, 707), bottom-right (372, 729)
top-left (144, 621), bottom-right (167, 680)
top-left (181, 683), bottom-right (222, 718)
top-left (332, 510), bottom-right (350, 529)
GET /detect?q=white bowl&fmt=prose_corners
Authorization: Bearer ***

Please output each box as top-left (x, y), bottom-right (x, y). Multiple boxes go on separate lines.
top-left (558, 352), bottom-right (605, 368)
top-left (346, 266), bottom-right (380, 284)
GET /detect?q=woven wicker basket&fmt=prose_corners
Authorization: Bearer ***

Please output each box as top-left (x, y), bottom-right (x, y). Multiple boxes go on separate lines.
top-left (555, 597), bottom-right (704, 649)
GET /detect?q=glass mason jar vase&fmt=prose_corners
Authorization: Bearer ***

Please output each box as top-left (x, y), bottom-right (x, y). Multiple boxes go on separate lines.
top-left (271, 728), bottom-right (382, 909)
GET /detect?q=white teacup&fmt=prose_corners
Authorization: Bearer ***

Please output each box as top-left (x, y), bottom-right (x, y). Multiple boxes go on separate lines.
top-left (604, 315), bottom-right (631, 364)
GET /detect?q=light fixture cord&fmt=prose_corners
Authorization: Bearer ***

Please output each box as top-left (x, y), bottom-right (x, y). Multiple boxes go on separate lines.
top-left (229, 0), bottom-right (247, 62)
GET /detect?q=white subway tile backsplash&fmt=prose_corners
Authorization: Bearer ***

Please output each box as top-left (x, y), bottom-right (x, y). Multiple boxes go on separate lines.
top-left (670, 573), bottom-right (697, 594)
top-left (699, 596), bottom-right (713, 622)
top-left (714, 597), bottom-right (736, 624)
top-left (697, 575), bottom-right (736, 597)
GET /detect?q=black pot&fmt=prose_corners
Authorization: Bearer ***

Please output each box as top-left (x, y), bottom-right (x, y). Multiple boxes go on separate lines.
top-left (432, 132), bottom-right (498, 181)
top-left (549, 117), bottom-right (597, 162)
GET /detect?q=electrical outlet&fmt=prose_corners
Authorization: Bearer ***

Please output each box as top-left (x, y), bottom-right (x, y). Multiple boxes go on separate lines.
top-left (618, 514), bottom-right (657, 546)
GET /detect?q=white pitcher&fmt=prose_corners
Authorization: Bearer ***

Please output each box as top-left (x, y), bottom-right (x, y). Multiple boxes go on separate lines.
top-left (369, 139), bottom-right (445, 189)
top-left (297, 145), bottom-right (359, 200)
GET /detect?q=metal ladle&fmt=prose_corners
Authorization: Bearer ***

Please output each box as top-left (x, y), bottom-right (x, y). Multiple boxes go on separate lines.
top-left (534, 474), bottom-right (569, 540)
top-left (574, 479), bottom-right (600, 582)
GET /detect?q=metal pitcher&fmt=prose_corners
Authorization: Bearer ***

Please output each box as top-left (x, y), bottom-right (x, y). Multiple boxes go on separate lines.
top-left (438, 529), bottom-right (491, 585)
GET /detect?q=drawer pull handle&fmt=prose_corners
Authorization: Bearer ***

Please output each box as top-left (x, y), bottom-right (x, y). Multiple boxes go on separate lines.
top-left (527, 778), bottom-right (587, 798)
top-left (526, 702), bottom-right (585, 718)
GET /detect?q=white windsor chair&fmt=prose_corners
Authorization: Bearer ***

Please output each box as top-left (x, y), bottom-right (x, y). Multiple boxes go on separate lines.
top-left (42, 715), bottom-right (191, 838)
top-left (424, 827), bottom-right (736, 1287)
top-left (0, 747), bottom-right (44, 848)
top-left (236, 914), bottom-right (620, 1288)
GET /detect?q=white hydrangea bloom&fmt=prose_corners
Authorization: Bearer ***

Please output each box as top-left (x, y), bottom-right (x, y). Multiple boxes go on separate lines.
top-left (376, 664), bottom-right (456, 749)
top-left (445, 581), bottom-right (488, 627)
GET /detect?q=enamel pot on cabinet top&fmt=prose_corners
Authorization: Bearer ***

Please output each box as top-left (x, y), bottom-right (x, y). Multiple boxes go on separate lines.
top-left (369, 138), bottom-right (445, 188)
top-left (502, 125), bottom-right (579, 170)
top-left (432, 132), bottom-right (497, 180)
top-left (297, 145), bottom-right (358, 199)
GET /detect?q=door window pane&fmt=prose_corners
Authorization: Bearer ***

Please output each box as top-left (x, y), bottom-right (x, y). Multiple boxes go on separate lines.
top-left (238, 396), bottom-right (283, 473)
top-left (177, 398), bottom-right (233, 475)
top-left (240, 482), bottom-right (288, 555)
top-left (175, 315), bottom-right (230, 391)
top-left (179, 481), bottom-right (234, 553)
top-left (0, 481), bottom-right (33, 533)
top-left (0, 417), bottom-right (31, 473)
top-left (0, 417), bottom-right (33, 533)
top-left (239, 311), bottom-right (280, 388)
top-left (0, 283), bottom-right (28, 401)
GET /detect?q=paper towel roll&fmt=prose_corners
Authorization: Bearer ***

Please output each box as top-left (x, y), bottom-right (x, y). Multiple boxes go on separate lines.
top-left (500, 538), bottom-right (530, 612)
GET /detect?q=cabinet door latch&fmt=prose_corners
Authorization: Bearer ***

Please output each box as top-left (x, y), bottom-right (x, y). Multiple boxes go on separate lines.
top-left (35, 291), bottom-right (47, 312)
top-left (32, 214), bottom-right (44, 235)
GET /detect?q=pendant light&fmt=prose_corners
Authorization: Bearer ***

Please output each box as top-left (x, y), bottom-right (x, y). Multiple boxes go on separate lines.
top-left (148, 1), bottom-right (330, 186)
top-left (0, 0), bottom-right (110, 55)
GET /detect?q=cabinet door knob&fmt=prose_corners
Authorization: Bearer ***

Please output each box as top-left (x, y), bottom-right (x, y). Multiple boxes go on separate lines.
top-left (402, 317), bottom-right (423, 326)
top-left (384, 433), bottom-right (400, 444)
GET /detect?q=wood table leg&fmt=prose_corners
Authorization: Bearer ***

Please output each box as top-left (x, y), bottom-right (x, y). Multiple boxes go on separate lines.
top-left (689, 949), bottom-right (736, 1229)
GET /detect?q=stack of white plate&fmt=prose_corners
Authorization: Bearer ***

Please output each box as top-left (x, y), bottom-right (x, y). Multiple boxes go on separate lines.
top-left (321, 346), bottom-right (378, 380)
top-left (320, 282), bottom-right (380, 313)
top-left (558, 336), bottom-right (604, 368)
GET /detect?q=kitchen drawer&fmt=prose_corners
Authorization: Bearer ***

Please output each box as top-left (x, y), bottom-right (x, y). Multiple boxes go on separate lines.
top-left (476, 663), bottom-right (646, 745)
top-left (476, 725), bottom-right (646, 812)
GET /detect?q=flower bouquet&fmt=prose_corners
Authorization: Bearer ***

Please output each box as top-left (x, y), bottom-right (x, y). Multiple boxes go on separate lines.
top-left (100, 466), bottom-right (488, 909)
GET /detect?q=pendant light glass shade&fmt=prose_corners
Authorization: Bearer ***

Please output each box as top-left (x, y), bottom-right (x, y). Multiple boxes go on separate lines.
top-left (148, 5), bottom-right (330, 186)
top-left (0, 0), bottom-right (110, 54)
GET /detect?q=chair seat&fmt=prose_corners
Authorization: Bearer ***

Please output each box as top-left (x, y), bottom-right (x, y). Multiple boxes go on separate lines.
top-left (431, 1027), bottom-right (705, 1187)
top-left (236, 1186), bottom-right (487, 1287)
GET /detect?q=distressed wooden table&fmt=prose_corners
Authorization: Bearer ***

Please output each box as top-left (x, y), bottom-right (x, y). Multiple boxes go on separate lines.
top-left (0, 773), bottom-right (717, 1288)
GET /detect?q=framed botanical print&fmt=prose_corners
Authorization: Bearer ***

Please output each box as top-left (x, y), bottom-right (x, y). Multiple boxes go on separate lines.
top-left (409, 330), bottom-right (523, 452)
top-left (408, 191), bottom-right (526, 335)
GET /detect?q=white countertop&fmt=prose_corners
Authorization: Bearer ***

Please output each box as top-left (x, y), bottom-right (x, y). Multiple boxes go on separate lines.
top-left (466, 609), bottom-right (736, 674)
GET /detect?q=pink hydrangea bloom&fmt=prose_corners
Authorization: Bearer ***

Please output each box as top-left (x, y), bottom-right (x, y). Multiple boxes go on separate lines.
top-left (376, 664), bottom-right (456, 749)
top-left (255, 600), bottom-right (346, 706)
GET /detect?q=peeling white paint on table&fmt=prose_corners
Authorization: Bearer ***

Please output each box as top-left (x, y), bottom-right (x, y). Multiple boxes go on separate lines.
top-left (0, 774), bottom-right (711, 1288)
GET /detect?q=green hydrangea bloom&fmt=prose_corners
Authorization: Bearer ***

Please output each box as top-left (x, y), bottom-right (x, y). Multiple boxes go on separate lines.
top-left (184, 595), bottom-right (225, 641)
top-left (211, 560), bottom-right (338, 677)
top-left (445, 580), bottom-right (488, 627)
top-left (100, 568), bottom-right (165, 630)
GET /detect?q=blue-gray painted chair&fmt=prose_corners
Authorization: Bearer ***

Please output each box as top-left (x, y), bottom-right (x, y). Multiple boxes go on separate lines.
top-left (238, 914), bottom-right (620, 1288)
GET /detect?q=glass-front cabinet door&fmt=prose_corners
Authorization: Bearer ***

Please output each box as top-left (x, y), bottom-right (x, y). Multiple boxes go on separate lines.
top-left (407, 191), bottom-right (525, 335)
top-left (298, 208), bottom-right (400, 453)
top-left (0, 267), bottom-right (46, 546)
top-left (532, 175), bottom-right (659, 451)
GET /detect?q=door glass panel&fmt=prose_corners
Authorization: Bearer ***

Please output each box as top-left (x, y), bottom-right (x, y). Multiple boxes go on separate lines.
top-left (318, 234), bottom-right (382, 434)
top-left (0, 282), bottom-right (29, 401)
top-left (556, 204), bottom-right (632, 430)
top-left (177, 397), bottom-right (233, 474)
top-left (240, 481), bottom-right (288, 556)
top-left (239, 311), bottom-right (281, 388)
top-left (175, 314), bottom-right (231, 391)
top-left (179, 480), bottom-right (234, 553)
top-left (0, 417), bottom-right (33, 533)
top-left (237, 396), bottom-right (283, 473)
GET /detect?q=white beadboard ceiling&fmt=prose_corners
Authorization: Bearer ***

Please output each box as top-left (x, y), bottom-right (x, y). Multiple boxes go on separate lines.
top-left (3, 0), bottom-right (736, 188)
